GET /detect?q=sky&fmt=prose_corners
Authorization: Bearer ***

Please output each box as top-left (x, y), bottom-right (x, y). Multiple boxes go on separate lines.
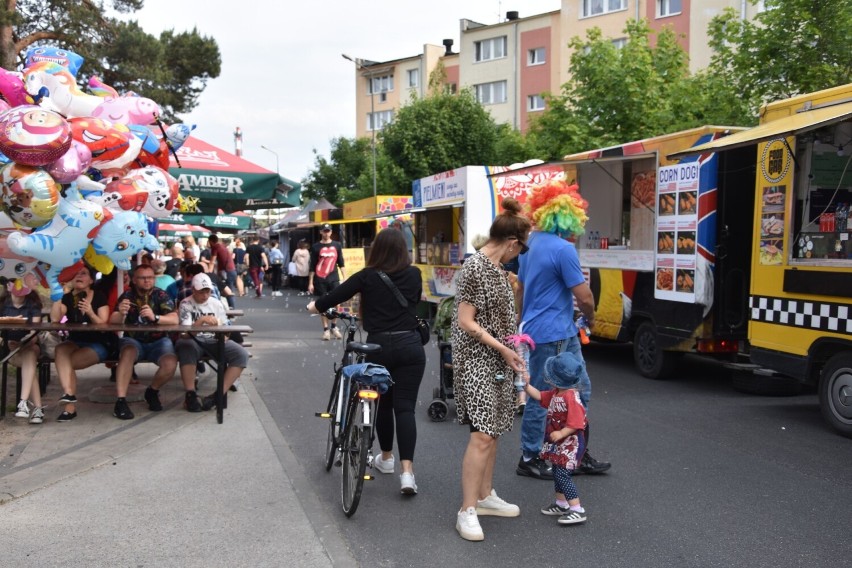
top-left (132, 0), bottom-right (561, 185)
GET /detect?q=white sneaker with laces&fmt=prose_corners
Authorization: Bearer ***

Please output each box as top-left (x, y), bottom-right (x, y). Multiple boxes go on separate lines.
top-left (322, 329), bottom-right (331, 341)
top-left (29, 406), bottom-right (44, 424)
top-left (456, 507), bottom-right (484, 541)
top-left (15, 399), bottom-right (30, 418)
top-left (374, 454), bottom-right (395, 474)
top-left (476, 489), bottom-right (520, 517)
top-left (332, 327), bottom-right (343, 340)
top-left (400, 472), bottom-right (418, 495)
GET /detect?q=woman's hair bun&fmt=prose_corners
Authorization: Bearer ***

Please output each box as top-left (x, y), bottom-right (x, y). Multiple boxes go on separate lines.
top-left (501, 197), bottom-right (522, 215)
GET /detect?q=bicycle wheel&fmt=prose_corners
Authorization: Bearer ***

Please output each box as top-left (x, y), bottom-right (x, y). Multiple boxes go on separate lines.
top-left (323, 369), bottom-right (344, 471)
top-left (341, 396), bottom-right (369, 517)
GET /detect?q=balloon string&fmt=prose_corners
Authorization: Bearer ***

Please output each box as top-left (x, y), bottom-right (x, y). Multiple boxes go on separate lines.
top-left (153, 113), bottom-right (181, 168)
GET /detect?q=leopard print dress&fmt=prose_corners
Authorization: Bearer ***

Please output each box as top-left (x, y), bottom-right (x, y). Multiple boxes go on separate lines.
top-left (451, 251), bottom-right (518, 437)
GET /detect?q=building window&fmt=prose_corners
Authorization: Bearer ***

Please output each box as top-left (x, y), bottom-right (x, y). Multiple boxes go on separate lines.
top-left (581, 0), bottom-right (627, 18)
top-left (657, 0), bottom-right (682, 17)
top-left (528, 47), bottom-right (546, 66)
top-left (528, 94), bottom-right (546, 111)
top-left (368, 110), bottom-right (394, 131)
top-left (448, 83), bottom-right (458, 94)
top-left (611, 37), bottom-right (627, 49)
top-left (368, 75), bottom-right (393, 95)
top-left (407, 69), bottom-right (419, 88)
top-left (475, 81), bottom-right (507, 105)
top-left (475, 36), bottom-right (507, 62)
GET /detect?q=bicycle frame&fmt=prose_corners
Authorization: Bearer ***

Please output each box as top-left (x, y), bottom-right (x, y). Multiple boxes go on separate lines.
top-left (315, 309), bottom-right (384, 517)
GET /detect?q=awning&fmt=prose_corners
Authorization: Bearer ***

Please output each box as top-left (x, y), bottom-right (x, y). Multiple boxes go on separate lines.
top-left (157, 223), bottom-right (211, 238)
top-left (161, 212), bottom-right (253, 231)
top-left (170, 136), bottom-right (302, 213)
top-left (668, 101), bottom-right (852, 159)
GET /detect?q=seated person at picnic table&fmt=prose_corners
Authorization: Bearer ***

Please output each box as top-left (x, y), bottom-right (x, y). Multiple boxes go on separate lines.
top-left (175, 273), bottom-right (249, 411)
top-left (109, 264), bottom-right (180, 419)
top-left (52, 265), bottom-right (115, 422)
top-left (2, 279), bottom-right (44, 424)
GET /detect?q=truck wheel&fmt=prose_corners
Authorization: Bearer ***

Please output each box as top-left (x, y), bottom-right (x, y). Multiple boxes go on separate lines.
top-left (633, 321), bottom-right (677, 379)
top-left (818, 353), bottom-right (852, 438)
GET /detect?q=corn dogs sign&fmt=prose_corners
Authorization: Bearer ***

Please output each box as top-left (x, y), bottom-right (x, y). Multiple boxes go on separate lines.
top-left (655, 163), bottom-right (700, 302)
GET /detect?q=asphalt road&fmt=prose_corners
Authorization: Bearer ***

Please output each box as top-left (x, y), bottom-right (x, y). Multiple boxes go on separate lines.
top-left (244, 292), bottom-right (852, 568)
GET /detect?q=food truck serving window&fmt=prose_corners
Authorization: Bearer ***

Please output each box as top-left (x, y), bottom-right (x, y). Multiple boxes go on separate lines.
top-left (789, 120), bottom-right (852, 266)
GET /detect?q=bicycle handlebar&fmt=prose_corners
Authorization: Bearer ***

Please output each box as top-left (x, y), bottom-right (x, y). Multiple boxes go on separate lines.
top-left (324, 309), bottom-right (358, 323)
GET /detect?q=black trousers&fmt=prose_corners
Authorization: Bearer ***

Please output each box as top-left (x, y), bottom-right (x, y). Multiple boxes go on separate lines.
top-left (366, 330), bottom-right (426, 462)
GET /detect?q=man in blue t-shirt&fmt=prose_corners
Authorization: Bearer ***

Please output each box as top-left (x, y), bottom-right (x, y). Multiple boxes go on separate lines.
top-left (516, 210), bottom-right (611, 480)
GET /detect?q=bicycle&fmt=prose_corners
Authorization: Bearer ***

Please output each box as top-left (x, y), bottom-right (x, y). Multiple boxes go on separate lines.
top-left (315, 309), bottom-right (391, 517)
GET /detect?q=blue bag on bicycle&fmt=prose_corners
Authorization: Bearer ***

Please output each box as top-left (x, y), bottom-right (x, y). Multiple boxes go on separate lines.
top-left (342, 363), bottom-right (393, 394)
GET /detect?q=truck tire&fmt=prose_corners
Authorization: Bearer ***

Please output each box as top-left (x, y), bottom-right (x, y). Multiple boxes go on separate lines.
top-left (818, 353), bottom-right (852, 438)
top-left (633, 321), bottom-right (677, 379)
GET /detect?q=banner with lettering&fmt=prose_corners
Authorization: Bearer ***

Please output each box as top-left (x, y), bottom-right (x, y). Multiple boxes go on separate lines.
top-left (169, 137), bottom-right (302, 213)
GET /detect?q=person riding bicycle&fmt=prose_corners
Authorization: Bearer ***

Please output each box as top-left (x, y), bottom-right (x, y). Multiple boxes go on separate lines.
top-left (307, 228), bottom-right (425, 495)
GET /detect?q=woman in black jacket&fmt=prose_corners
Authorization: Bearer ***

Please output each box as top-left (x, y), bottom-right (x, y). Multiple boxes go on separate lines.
top-left (308, 228), bottom-right (425, 495)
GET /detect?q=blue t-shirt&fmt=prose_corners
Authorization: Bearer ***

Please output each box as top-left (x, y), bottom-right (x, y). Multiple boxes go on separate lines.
top-left (518, 231), bottom-right (585, 344)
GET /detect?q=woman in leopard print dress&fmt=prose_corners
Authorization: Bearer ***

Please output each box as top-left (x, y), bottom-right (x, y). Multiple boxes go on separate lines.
top-left (452, 198), bottom-right (531, 542)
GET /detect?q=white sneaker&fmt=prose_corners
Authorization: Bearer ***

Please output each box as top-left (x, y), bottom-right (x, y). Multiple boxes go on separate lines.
top-left (400, 472), bottom-right (418, 495)
top-left (322, 329), bottom-right (331, 341)
top-left (29, 406), bottom-right (44, 424)
top-left (374, 454), bottom-right (395, 474)
top-left (476, 489), bottom-right (520, 517)
top-left (15, 399), bottom-right (30, 418)
top-left (332, 327), bottom-right (343, 340)
top-left (456, 507), bottom-right (484, 541)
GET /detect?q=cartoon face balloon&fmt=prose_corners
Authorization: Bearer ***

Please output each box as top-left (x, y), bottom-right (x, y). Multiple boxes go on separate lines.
top-left (97, 166), bottom-right (178, 218)
top-left (68, 116), bottom-right (131, 162)
top-left (92, 95), bottom-right (162, 126)
top-left (91, 211), bottom-right (159, 270)
top-left (25, 46), bottom-right (85, 77)
top-left (0, 232), bottom-right (39, 284)
top-left (5, 185), bottom-right (105, 299)
top-left (0, 162), bottom-right (60, 227)
top-left (0, 105), bottom-right (72, 166)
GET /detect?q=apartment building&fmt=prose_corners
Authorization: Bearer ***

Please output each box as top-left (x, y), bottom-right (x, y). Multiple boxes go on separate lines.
top-left (347, 1), bottom-right (762, 136)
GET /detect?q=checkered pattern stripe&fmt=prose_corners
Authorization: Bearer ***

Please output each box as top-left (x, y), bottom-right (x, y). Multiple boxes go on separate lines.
top-left (750, 295), bottom-right (852, 334)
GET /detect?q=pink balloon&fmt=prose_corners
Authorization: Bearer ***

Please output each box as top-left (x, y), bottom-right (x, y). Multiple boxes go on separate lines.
top-left (47, 140), bottom-right (92, 183)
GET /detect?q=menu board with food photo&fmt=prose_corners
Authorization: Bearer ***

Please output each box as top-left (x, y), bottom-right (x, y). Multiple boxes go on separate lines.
top-left (760, 214), bottom-right (784, 239)
top-left (760, 240), bottom-right (783, 265)
top-left (676, 269), bottom-right (695, 293)
top-left (678, 191), bottom-right (697, 215)
top-left (657, 231), bottom-right (674, 254)
top-left (762, 186), bottom-right (785, 212)
top-left (658, 192), bottom-right (677, 216)
top-left (656, 267), bottom-right (674, 291)
top-left (676, 231), bottom-right (696, 255)
top-left (655, 164), bottom-right (700, 303)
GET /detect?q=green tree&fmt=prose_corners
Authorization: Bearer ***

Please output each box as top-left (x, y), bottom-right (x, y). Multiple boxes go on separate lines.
top-left (0, 0), bottom-right (220, 120)
top-left (526, 19), bottom-right (756, 158)
top-left (378, 89), bottom-right (504, 182)
top-left (707, 0), bottom-right (852, 113)
top-left (301, 137), bottom-right (377, 205)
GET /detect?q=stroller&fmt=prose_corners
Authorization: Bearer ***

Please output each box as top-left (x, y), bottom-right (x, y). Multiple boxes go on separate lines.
top-left (427, 296), bottom-right (455, 422)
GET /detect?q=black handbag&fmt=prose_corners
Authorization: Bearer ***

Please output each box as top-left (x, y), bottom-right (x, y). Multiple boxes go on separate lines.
top-left (377, 271), bottom-right (430, 345)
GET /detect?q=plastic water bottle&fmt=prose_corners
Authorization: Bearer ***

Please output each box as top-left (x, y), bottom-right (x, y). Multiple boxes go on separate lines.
top-left (576, 315), bottom-right (591, 345)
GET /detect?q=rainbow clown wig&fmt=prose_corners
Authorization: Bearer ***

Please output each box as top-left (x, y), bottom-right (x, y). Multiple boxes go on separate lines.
top-left (525, 180), bottom-right (588, 237)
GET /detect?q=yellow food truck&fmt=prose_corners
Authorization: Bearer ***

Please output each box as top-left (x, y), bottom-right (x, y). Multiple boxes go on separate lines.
top-left (669, 83), bottom-right (852, 438)
top-left (560, 126), bottom-right (753, 381)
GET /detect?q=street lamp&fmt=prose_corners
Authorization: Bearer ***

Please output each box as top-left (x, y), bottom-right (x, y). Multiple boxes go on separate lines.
top-left (260, 145), bottom-right (280, 226)
top-left (342, 53), bottom-right (377, 198)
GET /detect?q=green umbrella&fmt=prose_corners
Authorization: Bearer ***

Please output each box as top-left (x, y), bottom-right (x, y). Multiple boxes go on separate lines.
top-left (169, 137), bottom-right (301, 214)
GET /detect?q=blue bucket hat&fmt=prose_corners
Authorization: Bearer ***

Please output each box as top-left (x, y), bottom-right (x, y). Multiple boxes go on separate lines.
top-left (543, 351), bottom-right (584, 389)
